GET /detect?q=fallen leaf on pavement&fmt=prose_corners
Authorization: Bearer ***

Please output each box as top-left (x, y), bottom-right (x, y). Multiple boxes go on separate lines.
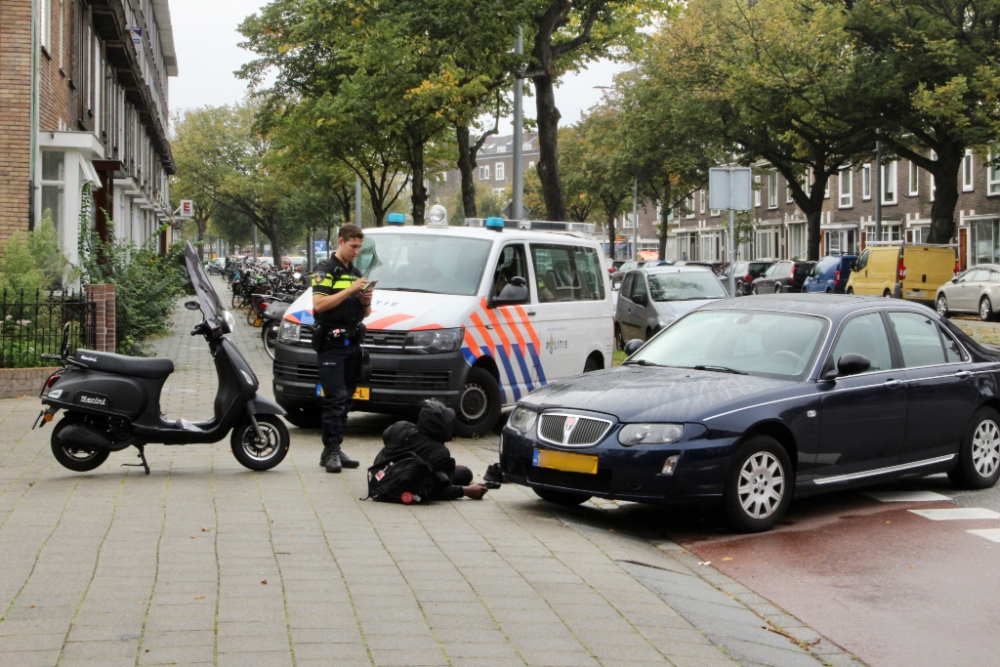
top-left (698, 561), bottom-right (711, 566)
top-left (261, 580), bottom-right (268, 585)
top-left (202, 528), bottom-right (211, 532)
top-left (194, 596), bottom-right (205, 600)
top-left (722, 557), bottom-right (733, 562)
top-left (29, 604), bottom-right (35, 609)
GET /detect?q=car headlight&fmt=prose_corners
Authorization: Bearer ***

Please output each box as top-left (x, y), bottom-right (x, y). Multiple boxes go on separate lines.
top-left (657, 315), bottom-right (677, 329)
top-left (404, 328), bottom-right (464, 353)
top-left (278, 320), bottom-right (301, 343)
top-left (619, 423), bottom-right (684, 446)
top-left (508, 406), bottom-right (538, 434)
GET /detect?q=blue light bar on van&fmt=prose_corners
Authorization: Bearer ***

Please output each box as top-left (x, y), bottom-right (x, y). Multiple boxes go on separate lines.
top-left (386, 213), bottom-right (406, 225)
top-left (485, 217), bottom-right (505, 231)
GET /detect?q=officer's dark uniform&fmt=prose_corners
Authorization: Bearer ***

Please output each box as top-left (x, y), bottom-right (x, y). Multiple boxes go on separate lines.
top-left (312, 256), bottom-right (365, 472)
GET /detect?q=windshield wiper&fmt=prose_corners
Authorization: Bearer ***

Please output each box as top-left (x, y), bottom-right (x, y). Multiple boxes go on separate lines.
top-left (622, 359), bottom-right (663, 367)
top-left (692, 364), bottom-right (748, 375)
top-left (383, 287), bottom-right (439, 294)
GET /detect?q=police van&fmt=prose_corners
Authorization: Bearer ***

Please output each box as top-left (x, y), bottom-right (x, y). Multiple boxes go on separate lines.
top-left (272, 217), bottom-right (614, 435)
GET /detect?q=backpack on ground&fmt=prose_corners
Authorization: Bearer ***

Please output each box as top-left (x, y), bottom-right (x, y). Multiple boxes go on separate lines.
top-left (366, 452), bottom-right (437, 504)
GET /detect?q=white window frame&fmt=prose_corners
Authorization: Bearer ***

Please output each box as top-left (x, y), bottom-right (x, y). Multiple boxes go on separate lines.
top-left (699, 190), bottom-right (705, 214)
top-left (882, 161), bottom-right (898, 205)
top-left (908, 161), bottom-right (919, 196)
top-left (754, 175), bottom-right (761, 207)
top-left (686, 194), bottom-right (696, 219)
top-left (963, 149), bottom-right (974, 192)
top-left (40, 0), bottom-right (52, 52)
top-left (495, 162), bottom-right (504, 180)
top-left (493, 188), bottom-right (506, 197)
top-left (786, 180), bottom-right (793, 204)
top-left (479, 165), bottom-right (490, 181)
top-left (767, 173), bottom-right (778, 209)
top-left (839, 168), bottom-right (852, 208)
top-left (710, 208), bottom-right (720, 217)
top-left (930, 150), bottom-right (937, 201)
top-left (528, 161), bottom-right (535, 170)
top-left (824, 176), bottom-right (830, 199)
top-left (989, 149), bottom-right (1000, 196)
top-left (861, 164), bottom-right (871, 200)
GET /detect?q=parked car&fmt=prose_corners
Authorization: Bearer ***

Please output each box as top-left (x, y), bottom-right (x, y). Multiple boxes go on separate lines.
top-left (502, 294), bottom-right (1000, 532)
top-left (723, 260), bottom-right (776, 296)
top-left (611, 260), bottom-right (646, 288)
top-left (936, 264), bottom-right (1000, 321)
top-left (615, 266), bottom-right (727, 347)
top-left (846, 243), bottom-right (958, 304)
top-left (750, 260), bottom-right (815, 294)
top-left (804, 255), bottom-right (857, 294)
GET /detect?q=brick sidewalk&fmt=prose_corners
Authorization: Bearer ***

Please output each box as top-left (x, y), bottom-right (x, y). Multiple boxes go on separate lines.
top-left (0, 278), bottom-right (853, 667)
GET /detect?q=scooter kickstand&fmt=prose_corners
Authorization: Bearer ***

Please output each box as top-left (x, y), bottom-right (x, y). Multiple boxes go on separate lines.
top-left (122, 445), bottom-right (151, 475)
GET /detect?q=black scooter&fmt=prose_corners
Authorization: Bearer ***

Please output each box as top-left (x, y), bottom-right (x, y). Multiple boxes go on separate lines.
top-left (33, 241), bottom-right (290, 475)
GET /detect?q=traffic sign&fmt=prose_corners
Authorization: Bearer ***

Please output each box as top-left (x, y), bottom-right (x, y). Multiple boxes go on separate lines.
top-left (314, 240), bottom-right (327, 255)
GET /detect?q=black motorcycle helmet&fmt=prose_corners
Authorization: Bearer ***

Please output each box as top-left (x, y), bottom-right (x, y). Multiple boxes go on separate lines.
top-left (417, 400), bottom-right (455, 443)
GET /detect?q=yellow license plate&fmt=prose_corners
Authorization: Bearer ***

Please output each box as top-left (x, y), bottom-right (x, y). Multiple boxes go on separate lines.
top-left (533, 449), bottom-right (598, 475)
top-left (353, 387), bottom-right (370, 401)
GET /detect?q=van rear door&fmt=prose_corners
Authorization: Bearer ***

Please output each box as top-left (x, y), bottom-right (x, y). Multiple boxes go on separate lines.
top-left (903, 246), bottom-right (956, 299)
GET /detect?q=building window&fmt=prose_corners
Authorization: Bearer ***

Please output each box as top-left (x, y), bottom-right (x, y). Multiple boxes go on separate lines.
top-left (930, 150), bottom-right (937, 200)
top-left (40, 0), bottom-right (52, 52)
top-left (58, 0), bottom-right (65, 69)
top-left (862, 164), bottom-right (871, 200)
top-left (882, 161), bottom-right (898, 204)
top-left (710, 209), bottom-right (720, 217)
top-left (493, 188), bottom-right (506, 197)
top-left (767, 173), bottom-right (778, 208)
top-left (839, 168), bottom-right (852, 208)
top-left (908, 161), bottom-right (919, 196)
top-left (754, 175), bottom-right (761, 207)
top-left (824, 176), bottom-right (830, 199)
top-left (866, 224), bottom-right (901, 242)
top-left (989, 149), bottom-right (1000, 195)
top-left (495, 163), bottom-right (504, 180)
top-left (699, 190), bottom-right (705, 214)
top-left (528, 161), bottom-right (535, 170)
top-left (963, 150), bottom-right (974, 192)
top-left (479, 165), bottom-right (490, 181)
top-left (786, 180), bottom-right (793, 204)
top-left (789, 223), bottom-right (806, 260)
top-left (40, 151), bottom-right (65, 242)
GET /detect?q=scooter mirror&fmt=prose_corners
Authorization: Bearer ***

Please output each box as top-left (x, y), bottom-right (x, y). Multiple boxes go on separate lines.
top-left (184, 300), bottom-right (201, 311)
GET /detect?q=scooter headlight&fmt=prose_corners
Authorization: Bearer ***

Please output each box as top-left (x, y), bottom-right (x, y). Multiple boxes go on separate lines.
top-left (222, 311), bottom-right (236, 334)
top-left (278, 320), bottom-right (301, 343)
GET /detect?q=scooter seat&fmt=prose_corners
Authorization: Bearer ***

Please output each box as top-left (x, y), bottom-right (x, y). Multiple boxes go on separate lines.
top-left (74, 350), bottom-right (174, 379)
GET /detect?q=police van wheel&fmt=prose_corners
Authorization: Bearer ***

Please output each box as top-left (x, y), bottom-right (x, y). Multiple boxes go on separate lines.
top-left (455, 367), bottom-right (501, 437)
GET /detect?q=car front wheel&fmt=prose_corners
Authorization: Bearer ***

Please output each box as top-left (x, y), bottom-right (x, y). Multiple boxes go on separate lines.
top-left (949, 407), bottom-right (1000, 489)
top-left (723, 436), bottom-right (793, 532)
top-left (980, 297), bottom-right (995, 322)
top-left (936, 294), bottom-right (949, 318)
top-left (751, 284), bottom-right (759, 295)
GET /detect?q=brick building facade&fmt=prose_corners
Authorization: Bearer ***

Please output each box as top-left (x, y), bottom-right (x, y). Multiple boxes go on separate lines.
top-left (0, 0), bottom-right (177, 266)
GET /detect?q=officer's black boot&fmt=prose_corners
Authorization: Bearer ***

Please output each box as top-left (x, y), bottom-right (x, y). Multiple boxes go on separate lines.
top-left (339, 450), bottom-right (360, 469)
top-left (325, 449), bottom-right (343, 473)
top-left (319, 446), bottom-right (334, 468)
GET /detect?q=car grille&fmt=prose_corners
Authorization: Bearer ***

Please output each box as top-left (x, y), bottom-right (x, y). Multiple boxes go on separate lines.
top-left (537, 413), bottom-right (612, 448)
top-left (365, 330), bottom-right (407, 349)
top-left (527, 467), bottom-right (613, 494)
top-left (370, 370), bottom-right (451, 391)
top-left (274, 361), bottom-right (318, 383)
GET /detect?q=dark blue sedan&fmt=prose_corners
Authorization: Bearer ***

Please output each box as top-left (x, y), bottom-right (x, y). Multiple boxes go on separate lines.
top-left (501, 295), bottom-right (1000, 532)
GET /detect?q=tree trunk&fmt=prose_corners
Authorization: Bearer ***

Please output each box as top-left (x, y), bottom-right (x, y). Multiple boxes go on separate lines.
top-left (658, 199), bottom-right (670, 260)
top-left (195, 212), bottom-right (209, 262)
top-left (533, 72), bottom-right (565, 221)
top-left (928, 147), bottom-right (963, 244)
top-left (456, 125), bottom-right (478, 219)
top-left (409, 135), bottom-right (428, 225)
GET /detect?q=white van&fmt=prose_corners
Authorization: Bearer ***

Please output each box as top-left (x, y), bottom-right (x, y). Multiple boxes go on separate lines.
top-left (272, 221), bottom-right (614, 435)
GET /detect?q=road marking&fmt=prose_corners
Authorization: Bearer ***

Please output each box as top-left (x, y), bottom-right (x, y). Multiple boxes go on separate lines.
top-left (865, 491), bottom-right (952, 502)
top-left (967, 529), bottom-right (1000, 543)
top-left (909, 508), bottom-right (1000, 521)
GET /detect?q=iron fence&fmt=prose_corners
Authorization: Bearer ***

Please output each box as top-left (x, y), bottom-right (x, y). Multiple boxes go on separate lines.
top-left (0, 289), bottom-right (96, 368)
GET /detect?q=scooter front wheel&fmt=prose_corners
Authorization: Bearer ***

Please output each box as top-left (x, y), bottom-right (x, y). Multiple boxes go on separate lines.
top-left (230, 415), bottom-right (289, 471)
top-left (51, 418), bottom-right (110, 472)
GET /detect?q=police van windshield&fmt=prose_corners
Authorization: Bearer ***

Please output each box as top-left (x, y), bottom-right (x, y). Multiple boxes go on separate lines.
top-left (357, 234), bottom-right (492, 296)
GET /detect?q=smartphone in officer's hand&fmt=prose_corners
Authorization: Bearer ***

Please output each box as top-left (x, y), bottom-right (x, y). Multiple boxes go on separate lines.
top-left (362, 280), bottom-right (378, 292)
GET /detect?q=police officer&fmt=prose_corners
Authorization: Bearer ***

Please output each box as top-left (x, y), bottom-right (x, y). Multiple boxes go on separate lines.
top-left (312, 224), bottom-right (372, 473)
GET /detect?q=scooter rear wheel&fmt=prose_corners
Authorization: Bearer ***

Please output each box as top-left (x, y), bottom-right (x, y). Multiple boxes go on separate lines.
top-left (231, 415), bottom-right (290, 471)
top-left (51, 418), bottom-right (110, 472)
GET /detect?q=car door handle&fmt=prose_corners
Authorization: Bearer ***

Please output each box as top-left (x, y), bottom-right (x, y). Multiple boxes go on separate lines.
top-left (526, 310), bottom-right (536, 317)
top-left (955, 371), bottom-right (973, 380)
top-left (883, 379), bottom-right (904, 388)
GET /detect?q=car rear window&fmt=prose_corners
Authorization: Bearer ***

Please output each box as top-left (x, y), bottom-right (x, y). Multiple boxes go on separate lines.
top-left (749, 263), bottom-right (771, 277)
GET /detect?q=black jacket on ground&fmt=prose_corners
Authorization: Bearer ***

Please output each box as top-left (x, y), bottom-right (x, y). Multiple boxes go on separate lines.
top-left (374, 403), bottom-right (463, 501)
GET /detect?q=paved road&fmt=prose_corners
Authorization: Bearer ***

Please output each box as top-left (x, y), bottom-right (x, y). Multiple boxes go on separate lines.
top-left (0, 277), bottom-right (858, 667)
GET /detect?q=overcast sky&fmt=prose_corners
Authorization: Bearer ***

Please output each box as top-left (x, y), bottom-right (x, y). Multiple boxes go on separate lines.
top-left (167, 0), bottom-right (625, 135)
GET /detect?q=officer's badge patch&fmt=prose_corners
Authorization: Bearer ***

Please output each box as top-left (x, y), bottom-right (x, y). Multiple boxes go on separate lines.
top-left (313, 272), bottom-right (326, 285)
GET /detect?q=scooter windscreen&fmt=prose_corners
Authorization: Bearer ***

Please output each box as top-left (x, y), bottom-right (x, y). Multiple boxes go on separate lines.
top-left (184, 241), bottom-right (226, 330)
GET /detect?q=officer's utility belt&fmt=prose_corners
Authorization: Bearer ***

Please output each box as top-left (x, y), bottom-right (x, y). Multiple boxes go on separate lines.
top-left (312, 323), bottom-right (365, 351)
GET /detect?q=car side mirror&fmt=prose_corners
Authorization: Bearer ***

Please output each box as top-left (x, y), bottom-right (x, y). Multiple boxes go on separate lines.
top-left (184, 300), bottom-right (201, 311)
top-left (825, 353), bottom-right (871, 380)
top-left (632, 293), bottom-right (647, 306)
top-left (623, 339), bottom-right (644, 356)
top-left (951, 276), bottom-right (959, 283)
